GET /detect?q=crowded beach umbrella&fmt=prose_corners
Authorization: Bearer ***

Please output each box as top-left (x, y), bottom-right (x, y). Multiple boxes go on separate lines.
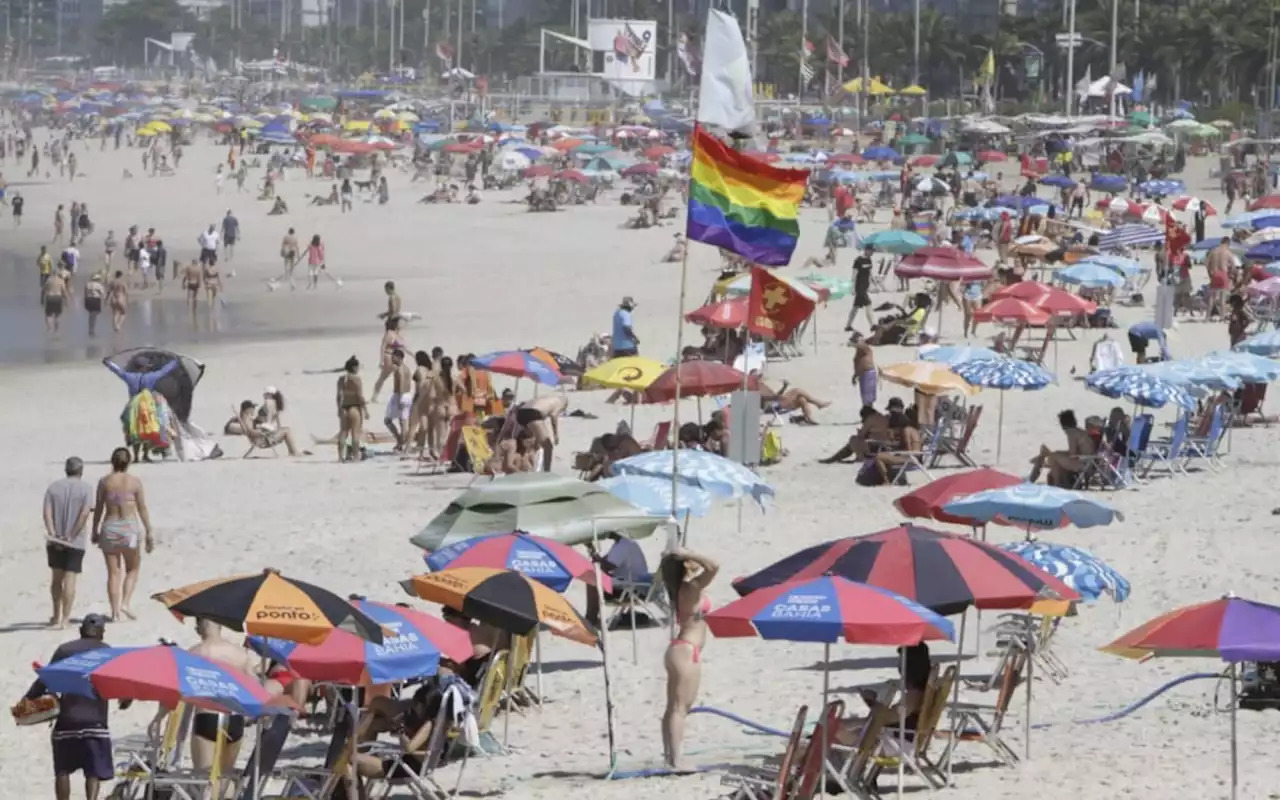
top-left (1096, 196), bottom-right (1140, 217)
top-left (1199, 351), bottom-right (1280, 383)
top-left (894, 468), bottom-right (1024, 526)
top-left (641, 361), bottom-right (758, 403)
top-left (918, 344), bottom-right (1002, 366)
top-left (718, 270), bottom-right (824, 302)
top-left (1234, 329), bottom-right (1280, 357)
top-left (942, 484), bottom-right (1125, 537)
top-left (949, 357), bottom-right (1055, 461)
top-left (1221, 210), bottom-right (1280, 229)
top-left (523, 346), bottom-right (582, 378)
top-left (1249, 194), bottom-right (1280, 212)
top-left (36, 645), bottom-right (297, 717)
top-left (879, 361), bottom-right (979, 396)
top-left (997, 542), bottom-right (1130, 604)
top-left (411, 472), bottom-right (662, 551)
top-left (598, 474), bottom-right (714, 519)
top-left (913, 175), bottom-right (948, 194)
top-left (621, 162), bottom-right (658, 177)
top-left (894, 247), bottom-right (994, 281)
top-left (1009, 238), bottom-right (1059, 259)
top-left (1040, 175), bottom-right (1076, 189)
top-left (246, 599), bottom-right (473, 685)
top-left (1139, 360), bottom-right (1240, 392)
top-left (731, 524), bottom-right (1082, 615)
top-left (1098, 223), bottom-right (1165, 251)
top-left (401, 567), bottom-right (597, 646)
top-left (469, 349), bottom-right (562, 387)
top-left (153, 569), bottom-right (384, 645)
top-left (1076, 254), bottom-right (1144, 279)
top-left (862, 229), bottom-right (928, 254)
top-left (861, 145), bottom-right (900, 161)
top-left (1137, 179), bottom-right (1184, 196)
top-left (425, 531), bottom-right (610, 592)
top-left (1089, 173), bottom-right (1128, 194)
top-left (899, 132), bottom-right (931, 147)
top-left (1172, 196), bottom-right (1217, 215)
top-left (609, 449), bottom-right (775, 508)
top-left (581, 356), bottom-right (666, 391)
top-left (1056, 263), bottom-right (1126, 288)
top-left (1085, 367), bottom-right (1197, 410)
top-left (104, 347), bottom-right (205, 423)
top-left (642, 144), bottom-right (674, 160)
top-left (1244, 240), bottom-right (1280, 262)
top-left (1102, 595), bottom-right (1280, 800)
top-left (685, 296), bottom-right (749, 329)
top-left (991, 195), bottom-right (1040, 212)
top-left (826, 153), bottom-right (866, 166)
top-left (992, 282), bottom-right (1097, 316)
top-left (798, 273), bottom-right (853, 300)
top-left (910, 155), bottom-right (940, 168)
top-left (973, 297), bottom-right (1050, 325)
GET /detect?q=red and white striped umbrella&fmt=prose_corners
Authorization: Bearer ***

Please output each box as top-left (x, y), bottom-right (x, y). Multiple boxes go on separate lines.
top-left (1138, 204), bottom-right (1172, 226)
top-left (1096, 197), bottom-right (1140, 217)
top-left (1172, 196), bottom-right (1218, 215)
top-left (894, 247), bottom-right (994, 281)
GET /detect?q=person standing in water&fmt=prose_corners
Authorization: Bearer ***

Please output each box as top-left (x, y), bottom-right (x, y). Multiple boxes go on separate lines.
top-left (336, 356), bottom-right (368, 462)
top-left (42, 266), bottom-right (71, 334)
top-left (220, 209), bottom-right (239, 271)
top-left (181, 260), bottom-right (202, 326)
top-left (660, 547), bottom-right (719, 770)
top-left (83, 270), bottom-right (105, 338)
top-left (107, 271), bottom-right (129, 333)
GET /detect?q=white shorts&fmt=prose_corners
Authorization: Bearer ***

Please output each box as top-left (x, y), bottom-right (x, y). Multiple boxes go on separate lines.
top-left (385, 393), bottom-right (411, 422)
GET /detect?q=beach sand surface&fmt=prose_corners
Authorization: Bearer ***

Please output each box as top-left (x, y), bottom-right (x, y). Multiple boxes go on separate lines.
top-left (2, 135), bottom-right (1279, 799)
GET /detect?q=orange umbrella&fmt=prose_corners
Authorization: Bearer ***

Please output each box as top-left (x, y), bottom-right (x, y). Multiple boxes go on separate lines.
top-left (550, 138), bottom-right (585, 152)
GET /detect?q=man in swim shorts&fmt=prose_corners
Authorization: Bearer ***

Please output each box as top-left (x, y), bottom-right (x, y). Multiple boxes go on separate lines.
top-left (42, 267), bottom-right (71, 334)
top-left (384, 349), bottom-right (414, 452)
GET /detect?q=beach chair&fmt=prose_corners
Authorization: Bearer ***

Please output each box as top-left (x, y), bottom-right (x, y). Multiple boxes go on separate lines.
top-left (645, 420), bottom-right (673, 450)
top-left (242, 428), bottom-right (281, 459)
top-left (929, 405), bottom-right (982, 469)
top-left (229, 714), bottom-right (293, 800)
top-left (1075, 414), bottom-right (1150, 491)
top-left (503, 633), bottom-right (539, 710)
top-left (468, 650), bottom-right (509, 756)
top-left (1138, 412), bottom-right (1190, 478)
top-left (866, 665), bottom-right (958, 790)
top-left (1184, 404), bottom-right (1227, 471)
top-left (884, 425), bottom-right (941, 485)
top-left (602, 538), bottom-right (671, 633)
top-left (146, 711), bottom-right (235, 800)
top-left (827, 704), bottom-right (894, 800)
top-left (719, 705), bottom-right (808, 799)
top-left (988, 613), bottom-right (1068, 684)
top-left (936, 648), bottom-right (1026, 770)
top-left (277, 705), bottom-right (357, 800)
top-left (111, 704), bottom-right (191, 799)
top-left (359, 696), bottom-right (458, 800)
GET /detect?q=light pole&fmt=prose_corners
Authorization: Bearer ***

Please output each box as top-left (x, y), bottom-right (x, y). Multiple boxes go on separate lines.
top-left (1108, 0), bottom-right (1118, 117)
top-left (1064, 0), bottom-right (1076, 115)
top-left (912, 0), bottom-right (919, 87)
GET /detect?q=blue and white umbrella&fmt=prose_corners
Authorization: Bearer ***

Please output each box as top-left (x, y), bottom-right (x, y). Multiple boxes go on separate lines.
top-left (1098, 223), bottom-right (1165, 251)
top-left (949, 358), bottom-right (1054, 461)
top-left (1198, 351), bottom-right (1280, 383)
top-left (1076, 254), bottom-right (1144, 278)
top-left (1137, 179), bottom-right (1185, 196)
top-left (1222, 211), bottom-right (1280, 230)
top-left (1056, 263), bottom-right (1126, 288)
top-left (997, 541), bottom-right (1131, 603)
top-left (608, 450), bottom-right (775, 509)
top-left (1089, 174), bottom-right (1129, 194)
top-left (1139, 360), bottom-right (1240, 392)
top-left (942, 483), bottom-right (1125, 534)
top-left (1039, 175), bottom-right (1077, 189)
top-left (919, 345), bottom-right (1001, 366)
top-left (1234, 330), bottom-right (1280, 357)
top-left (598, 475), bottom-right (713, 519)
top-left (954, 206), bottom-right (1005, 222)
top-left (1085, 367), bottom-right (1197, 409)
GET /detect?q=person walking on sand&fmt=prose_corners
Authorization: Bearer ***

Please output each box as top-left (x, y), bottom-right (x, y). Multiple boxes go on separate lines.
top-left (846, 245), bottom-right (875, 332)
top-left (43, 456), bottom-right (94, 629)
top-left (336, 356), bottom-right (369, 462)
top-left (197, 224), bottom-right (219, 269)
top-left (611, 296), bottom-right (640, 357)
top-left (202, 253), bottom-right (222, 313)
top-left (52, 203), bottom-right (65, 244)
top-left (107, 271), bottom-right (129, 333)
top-left (340, 178), bottom-right (353, 213)
top-left (384, 349), bottom-right (414, 452)
top-left (272, 227), bottom-right (300, 290)
top-left (84, 270), bottom-right (105, 337)
top-left (214, 164), bottom-right (224, 194)
top-left (660, 546), bottom-right (719, 770)
top-left (305, 234), bottom-right (326, 289)
top-left (221, 209), bottom-right (239, 270)
top-left (379, 281), bottom-right (402, 321)
top-left (91, 448), bottom-right (154, 622)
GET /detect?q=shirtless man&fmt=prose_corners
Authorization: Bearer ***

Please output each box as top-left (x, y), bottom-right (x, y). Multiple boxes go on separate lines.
top-left (181, 260), bottom-right (202, 324)
top-left (180, 619), bottom-right (263, 776)
top-left (42, 266), bottom-right (71, 333)
top-left (516, 392), bottom-right (568, 472)
top-left (107, 270), bottom-right (129, 332)
top-left (383, 349), bottom-right (414, 452)
top-left (852, 339), bottom-right (877, 409)
top-left (379, 281), bottom-right (401, 320)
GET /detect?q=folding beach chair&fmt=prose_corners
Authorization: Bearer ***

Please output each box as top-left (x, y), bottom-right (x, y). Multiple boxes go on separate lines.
top-left (360, 695), bottom-right (461, 800)
top-left (885, 426), bottom-right (941, 485)
top-left (1139, 412), bottom-right (1190, 478)
top-left (111, 704), bottom-right (191, 799)
top-left (1075, 414), bottom-right (1150, 491)
top-left (1184, 404), bottom-right (1227, 471)
top-left (867, 665), bottom-right (958, 790)
top-left (937, 648), bottom-right (1026, 769)
top-left (277, 703), bottom-right (358, 800)
top-left (502, 633), bottom-right (539, 710)
top-left (242, 429), bottom-right (281, 459)
top-left (645, 420), bottom-right (673, 450)
top-left (601, 538), bottom-right (671, 633)
top-left (147, 711), bottom-right (235, 800)
top-left (929, 405), bottom-right (983, 469)
top-left (827, 704), bottom-right (894, 800)
top-left (719, 705), bottom-right (808, 800)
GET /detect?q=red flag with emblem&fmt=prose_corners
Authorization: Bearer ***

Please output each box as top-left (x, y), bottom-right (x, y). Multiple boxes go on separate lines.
top-left (747, 267), bottom-right (817, 341)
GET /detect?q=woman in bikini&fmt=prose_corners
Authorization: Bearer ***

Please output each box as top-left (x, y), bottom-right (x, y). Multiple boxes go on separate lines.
top-left (370, 316), bottom-right (406, 402)
top-left (107, 270), bottom-right (129, 333)
top-left (91, 448), bottom-right (154, 622)
top-left (336, 356), bottom-right (369, 462)
top-left (202, 253), bottom-right (222, 310)
top-left (426, 356), bottom-right (457, 459)
top-left (406, 351), bottom-right (434, 452)
top-left (660, 546), bottom-right (719, 771)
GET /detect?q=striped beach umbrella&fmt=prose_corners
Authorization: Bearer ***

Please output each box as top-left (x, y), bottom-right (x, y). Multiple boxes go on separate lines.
top-left (942, 483), bottom-right (1125, 533)
top-left (608, 449), bottom-right (775, 508)
top-left (918, 345), bottom-right (1002, 367)
top-left (731, 524), bottom-right (1082, 616)
top-left (1098, 223), bottom-right (1164, 251)
top-left (425, 531), bottom-right (610, 592)
top-left (950, 358), bottom-right (1054, 460)
top-left (894, 247), bottom-right (994, 281)
top-left (1085, 367), bottom-right (1196, 409)
top-left (997, 542), bottom-right (1130, 603)
top-left (1234, 329), bottom-right (1280, 357)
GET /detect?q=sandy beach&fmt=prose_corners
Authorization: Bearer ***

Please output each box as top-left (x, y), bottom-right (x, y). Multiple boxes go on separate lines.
top-left (4, 132), bottom-right (1280, 800)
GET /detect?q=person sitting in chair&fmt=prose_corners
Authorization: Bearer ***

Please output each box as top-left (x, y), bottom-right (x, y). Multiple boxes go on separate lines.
top-left (835, 642), bottom-right (932, 744)
top-left (865, 294), bottom-right (932, 346)
top-left (1028, 409), bottom-right (1097, 487)
top-left (819, 400), bottom-right (898, 463)
top-left (871, 405), bottom-right (923, 484)
top-left (238, 399), bottom-right (300, 456)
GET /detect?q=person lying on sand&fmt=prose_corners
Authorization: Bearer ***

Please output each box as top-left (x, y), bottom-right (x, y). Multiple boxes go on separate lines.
top-left (662, 233), bottom-right (686, 263)
top-left (309, 185), bottom-right (339, 206)
top-left (267, 196), bottom-right (288, 215)
top-left (757, 380), bottom-right (830, 425)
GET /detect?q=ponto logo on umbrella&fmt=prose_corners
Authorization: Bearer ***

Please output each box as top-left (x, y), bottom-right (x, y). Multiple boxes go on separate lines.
top-left (255, 607), bottom-right (318, 620)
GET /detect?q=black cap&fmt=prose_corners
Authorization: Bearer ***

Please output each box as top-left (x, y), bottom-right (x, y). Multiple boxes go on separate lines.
top-left (80, 614), bottom-right (108, 636)
top-left (887, 397), bottom-right (906, 410)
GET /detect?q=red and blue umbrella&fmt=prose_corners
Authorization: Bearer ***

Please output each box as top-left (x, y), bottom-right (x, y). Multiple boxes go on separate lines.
top-left (470, 350), bottom-right (562, 386)
top-left (36, 645), bottom-right (294, 717)
top-left (426, 531), bottom-right (611, 594)
top-left (707, 576), bottom-right (955, 645)
top-left (248, 599), bottom-right (474, 685)
top-left (1103, 596), bottom-right (1280, 662)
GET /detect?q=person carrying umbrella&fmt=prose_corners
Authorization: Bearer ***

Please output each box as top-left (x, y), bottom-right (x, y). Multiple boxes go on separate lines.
top-left (22, 614), bottom-right (130, 800)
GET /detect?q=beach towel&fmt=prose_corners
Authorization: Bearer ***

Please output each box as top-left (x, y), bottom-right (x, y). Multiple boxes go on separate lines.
top-left (122, 390), bottom-right (171, 449)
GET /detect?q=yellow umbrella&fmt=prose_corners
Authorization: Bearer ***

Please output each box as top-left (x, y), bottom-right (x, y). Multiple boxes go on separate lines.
top-left (879, 362), bottom-right (979, 396)
top-left (343, 120), bottom-right (372, 132)
top-left (144, 120), bottom-right (173, 133)
top-left (899, 84), bottom-right (928, 96)
top-left (843, 76), bottom-right (894, 95)
top-left (582, 356), bottom-right (667, 390)
top-left (372, 108), bottom-right (397, 120)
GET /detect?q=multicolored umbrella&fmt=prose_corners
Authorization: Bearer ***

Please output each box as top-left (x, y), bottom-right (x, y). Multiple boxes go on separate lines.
top-left (1085, 367), bottom-right (1196, 409)
top-left (37, 645), bottom-right (296, 717)
top-left (425, 531), bottom-right (609, 592)
top-left (609, 449), bottom-right (775, 508)
top-left (997, 542), bottom-right (1130, 603)
top-left (469, 350), bottom-right (562, 386)
top-left (641, 361), bottom-right (756, 403)
top-left (1076, 254), bottom-right (1144, 278)
top-left (598, 474), bottom-right (714, 518)
top-left (153, 569), bottom-right (385, 646)
top-left (731, 524), bottom-right (1081, 616)
top-left (523, 347), bottom-right (582, 377)
top-left (707, 576), bottom-right (955, 645)
top-left (247, 600), bottom-right (473, 685)
top-left (894, 468), bottom-right (1024, 526)
top-left (942, 483), bottom-right (1124, 532)
top-left (402, 567), bottom-right (597, 646)
top-left (1098, 223), bottom-right (1164, 251)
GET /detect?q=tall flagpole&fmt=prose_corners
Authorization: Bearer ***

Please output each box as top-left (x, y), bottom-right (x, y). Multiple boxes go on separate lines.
top-left (798, 0), bottom-right (808, 99)
top-left (837, 0), bottom-right (844, 84)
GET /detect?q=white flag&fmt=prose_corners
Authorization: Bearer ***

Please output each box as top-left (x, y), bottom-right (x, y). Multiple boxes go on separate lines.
top-left (1075, 65), bottom-right (1092, 101)
top-left (696, 9), bottom-right (755, 134)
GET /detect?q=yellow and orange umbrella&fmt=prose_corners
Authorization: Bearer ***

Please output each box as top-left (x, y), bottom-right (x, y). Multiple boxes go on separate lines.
top-left (402, 567), bottom-right (597, 646)
top-left (879, 361), bottom-right (980, 396)
top-left (152, 568), bottom-right (385, 645)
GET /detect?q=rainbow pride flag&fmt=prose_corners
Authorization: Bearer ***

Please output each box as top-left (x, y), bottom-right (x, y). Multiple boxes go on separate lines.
top-left (686, 127), bottom-right (809, 266)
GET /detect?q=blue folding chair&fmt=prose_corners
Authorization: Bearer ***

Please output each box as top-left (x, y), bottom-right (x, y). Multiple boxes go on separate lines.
top-left (1184, 405), bottom-right (1228, 471)
top-left (1139, 413), bottom-right (1190, 478)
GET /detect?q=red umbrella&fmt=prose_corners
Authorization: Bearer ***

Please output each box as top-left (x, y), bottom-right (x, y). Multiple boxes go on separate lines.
top-left (523, 164), bottom-right (554, 178)
top-left (1172, 196), bottom-right (1218, 215)
top-left (622, 162), bottom-right (659, 177)
top-left (685, 297), bottom-right (748, 329)
top-left (643, 361), bottom-right (758, 403)
top-left (911, 154), bottom-right (939, 167)
top-left (1249, 194), bottom-right (1280, 211)
top-left (991, 282), bottom-right (1096, 316)
top-left (330, 141), bottom-right (377, 154)
top-left (894, 247), bottom-right (994, 281)
top-left (425, 532), bottom-right (611, 592)
top-left (826, 153), bottom-right (865, 166)
top-left (1096, 197), bottom-right (1139, 215)
top-left (642, 145), bottom-right (674, 160)
top-left (554, 169), bottom-right (590, 184)
top-left (973, 297), bottom-right (1050, 325)
top-left (894, 468), bottom-right (1024, 525)
top-left (731, 524), bottom-right (1082, 616)
top-left (443, 142), bottom-right (479, 153)
top-left (977, 150), bottom-right (1008, 163)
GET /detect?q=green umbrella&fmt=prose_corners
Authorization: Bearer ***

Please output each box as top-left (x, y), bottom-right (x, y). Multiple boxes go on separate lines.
top-left (1128, 110), bottom-right (1153, 126)
top-left (573, 142), bottom-right (614, 155)
top-left (861, 229), bottom-right (928, 254)
top-left (301, 96), bottom-right (337, 111)
top-left (940, 151), bottom-right (973, 168)
top-left (410, 472), bottom-right (663, 552)
top-left (899, 132), bottom-right (931, 147)
top-left (797, 273), bottom-right (852, 300)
